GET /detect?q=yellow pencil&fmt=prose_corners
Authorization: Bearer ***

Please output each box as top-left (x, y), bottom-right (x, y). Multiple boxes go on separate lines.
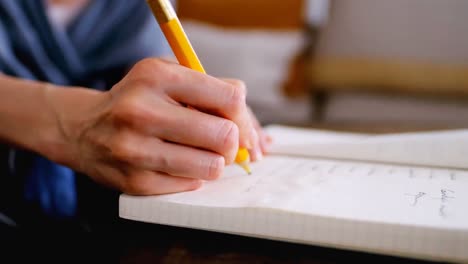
top-left (146, 0), bottom-right (252, 174)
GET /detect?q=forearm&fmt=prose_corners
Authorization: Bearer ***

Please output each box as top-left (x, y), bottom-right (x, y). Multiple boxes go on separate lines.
top-left (0, 58), bottom-right (268, 196)
top-left (0, 74), bottom-right (104, 164)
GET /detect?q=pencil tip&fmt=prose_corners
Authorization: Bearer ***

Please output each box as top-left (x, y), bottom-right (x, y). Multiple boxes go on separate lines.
top-left (238, 162), bottom-right (252, 175)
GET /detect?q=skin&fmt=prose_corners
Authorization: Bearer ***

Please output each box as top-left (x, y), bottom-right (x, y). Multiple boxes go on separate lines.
top-left (0, 58), bottom-right (272, 195)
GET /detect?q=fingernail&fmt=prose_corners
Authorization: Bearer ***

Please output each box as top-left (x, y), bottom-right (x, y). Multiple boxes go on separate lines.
top-left (190, 179), bottom-right (203, 190)
top-left (244, 139), bottom-right (253, 149)
top-left (246, 127), bottom-right (258, 149)
top-left (261, 135), bottom-right (272, 153)
top-left (243, 138), bottom-right (253, 149)
top-left (255, 148), bottom-right (263, 161)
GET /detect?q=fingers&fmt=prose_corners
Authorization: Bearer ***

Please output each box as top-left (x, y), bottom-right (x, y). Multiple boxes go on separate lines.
top-left (149, 141), bottom-right (225, 180)
top-left (260, 133), bottom-right (273, 153)
top-left (245, 105), bottom-right (273, 161)
top-left (249, 137), bottom-right (263, 162)
top-left (151, 104), bottom-right (240, 164)
top-left (132, 59), bottom-right (258, 151)
top-left (248, 130), bottom-right (273, 161)
top-left (245, 105), bottom-right (262, 161)
top-left (121, 170), bottom-right (203, 196)
top-left (168, 75), bottom-right (257, 148)
top-left (217, 79), bottom-right (258, 149)
top-left (115, 135), bottom-right (226, 180)
top-left (113, 100), bottom-right (241, 164)
top-left (99, 58), bottom-right (276, 198)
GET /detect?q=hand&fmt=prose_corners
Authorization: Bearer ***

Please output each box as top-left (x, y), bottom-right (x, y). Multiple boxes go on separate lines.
top-left (247, 106), bottom-right (273, 161)
top-left (222, 79), bottom-right (272, 162)
top-left (46, 58), bottom-right (258, 195)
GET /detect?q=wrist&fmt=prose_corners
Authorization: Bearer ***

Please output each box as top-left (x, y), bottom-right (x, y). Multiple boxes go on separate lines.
top-left (39, 83), bottom-right (108, 168)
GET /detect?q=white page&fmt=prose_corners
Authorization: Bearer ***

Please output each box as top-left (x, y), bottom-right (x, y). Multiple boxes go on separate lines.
top-left (266, 125), bottom-right (468, 170)
top-left (120, 125), bottom-right (468, 262)
top-left (134, 156), bottom-right (468, 231)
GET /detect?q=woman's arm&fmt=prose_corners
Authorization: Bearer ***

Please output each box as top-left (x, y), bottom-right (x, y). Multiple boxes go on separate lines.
top-left (0, 58), bottom-right (270, 195)
top-left (0, 74), bottom-right (103, 164)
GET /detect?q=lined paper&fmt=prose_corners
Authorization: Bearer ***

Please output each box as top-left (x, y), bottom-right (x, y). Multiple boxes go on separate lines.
top-left (124, 156), bottom-right (468, 229)
top-left (119, 125), bottom-right (468, 262)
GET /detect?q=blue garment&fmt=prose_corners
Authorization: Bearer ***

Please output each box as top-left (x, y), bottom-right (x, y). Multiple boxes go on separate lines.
top-left (0, 0), bottom-right (170, 219)
top-left (23, 157), bottom-right (77, 218)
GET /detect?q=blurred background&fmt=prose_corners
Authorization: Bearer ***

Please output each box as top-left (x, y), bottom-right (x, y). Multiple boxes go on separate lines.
top-left (173, 0), bottom-right (468, 130)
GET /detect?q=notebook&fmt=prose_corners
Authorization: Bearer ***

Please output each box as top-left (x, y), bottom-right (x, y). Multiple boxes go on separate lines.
top-left (119, 125), bottom-right (468, 263)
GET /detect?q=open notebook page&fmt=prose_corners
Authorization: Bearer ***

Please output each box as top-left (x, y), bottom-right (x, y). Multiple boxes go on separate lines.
top-left (120, 156), bottom-right (468, 262)
top-left (266, 125), bottom-right (468, 170)
top-left (120, 126), bottom-right (468, 262)
top-left (122, 156), bottom-right (468, 230)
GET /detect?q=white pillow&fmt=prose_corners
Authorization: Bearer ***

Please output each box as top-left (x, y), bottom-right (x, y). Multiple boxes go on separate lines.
top-left (182, 21), bottom-right (312, 124)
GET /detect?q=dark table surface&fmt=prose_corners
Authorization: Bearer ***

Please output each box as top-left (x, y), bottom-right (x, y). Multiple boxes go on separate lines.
top-left (1, 218), bottom-right (450, 264)
top-left (113, 219), bottom-right (449, 264)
